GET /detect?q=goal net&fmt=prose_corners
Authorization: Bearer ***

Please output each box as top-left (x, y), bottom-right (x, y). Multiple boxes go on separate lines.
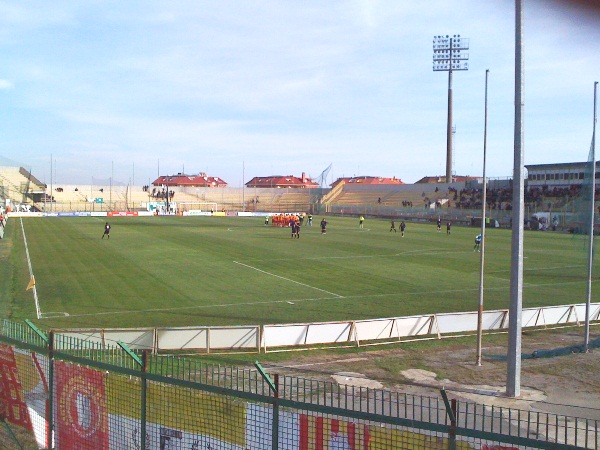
top-left (178, 202), bottom-right (218, 214)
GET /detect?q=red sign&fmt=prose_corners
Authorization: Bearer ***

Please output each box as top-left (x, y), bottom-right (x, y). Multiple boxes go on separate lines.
top-left (54, 361), bottom-right (108, 450)
top-left (107, 211), bottom-right (139, 217)
top-left (0, 344), bottom-right (32, 430)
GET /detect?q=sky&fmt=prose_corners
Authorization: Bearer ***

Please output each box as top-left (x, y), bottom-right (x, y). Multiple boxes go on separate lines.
top-left (0, 1), bottom-right (598, 188)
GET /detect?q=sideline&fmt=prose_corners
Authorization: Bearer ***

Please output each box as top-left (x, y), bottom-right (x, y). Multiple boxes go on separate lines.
top-left (19, 219), bottom-right (69, 319)
top-left (19, 218), bottom-right (41, 319)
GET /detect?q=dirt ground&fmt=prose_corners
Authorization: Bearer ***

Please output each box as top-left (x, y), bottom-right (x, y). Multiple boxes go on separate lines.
top-left (267, 325), bottom-right (600, 420)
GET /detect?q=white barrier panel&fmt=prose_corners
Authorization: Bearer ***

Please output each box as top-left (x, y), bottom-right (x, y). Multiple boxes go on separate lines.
top-left (521, 308), bottom-right (542, 327)
top-left (436, 312), bottom-right (478, 334)
top-left (207, 327), bottom-right (259, 350)
top-left (102, 329), bottom-right (155, 350)
top-left (575, 303), bottom-right (600, 321)
top-left (353, 318), bottom-right (396, 341)
top-left (263, 324), bottom-right (311, 347)
top-left (156, 326), bottom-right (259, 351)
top-left (304, 322), bottom-right (353, 345)
top-left (539, 305), bottom-right (576, 325)
top-left (157, 328), bottom-right (209, 351)
top-left (394, 315), bottom-right (434, 338)
top-left (56, 331), bottom-right (105, 349)
top-left (481, 310), bottom-right (507, 330)
top-left (56, 303), bottom-right (600, 353)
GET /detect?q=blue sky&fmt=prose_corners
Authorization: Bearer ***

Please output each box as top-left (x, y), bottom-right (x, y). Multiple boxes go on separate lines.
top-left (0, 1), bottom-right (598, 187)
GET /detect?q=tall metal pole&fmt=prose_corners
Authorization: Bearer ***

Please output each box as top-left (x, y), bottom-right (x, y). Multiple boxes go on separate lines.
top-left (584, 81), bottom-right (598, 352)
top-left (446, 61), bottom-right (454, 183)
top-left (476, 69), bottom-right (490, 366)
top-left (110, 161), bottom-right (113, 212)
top-left (433, 34), bottom-right (469, 184)
top-left (507, 0), bottom-right (525, 398)
top-left (50, 154), bottom-right (53, 213)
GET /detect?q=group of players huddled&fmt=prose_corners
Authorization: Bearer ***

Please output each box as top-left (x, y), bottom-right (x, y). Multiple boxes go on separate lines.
top-left (265, 213), bottom-right (327, 239)
top-left (269, 213), bottom-right (311, 228)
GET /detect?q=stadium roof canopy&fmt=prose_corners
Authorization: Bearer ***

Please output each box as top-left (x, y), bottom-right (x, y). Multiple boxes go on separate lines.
top-left (152, 173), bottom-right (227, 188)
top-left (330, 176), bottom-right (404, 188)
top-left (245, 173), bottom-right (318, 189)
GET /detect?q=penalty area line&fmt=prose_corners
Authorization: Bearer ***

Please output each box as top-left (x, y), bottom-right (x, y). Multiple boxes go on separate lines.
top-left (233, 260), bottom-right (344, 298)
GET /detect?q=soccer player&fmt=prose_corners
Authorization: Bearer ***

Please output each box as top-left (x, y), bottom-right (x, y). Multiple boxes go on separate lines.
top-left (437, 217), bottom-right (442, 232)
top-left (446, 221), bottom-right (452, 235)
top-left (102, 222), bottom-right (111, 239)
top-left (474, 234), bottom-right (482, 252)
top-left (390, 219), bottom-right (397, 232)
top-left (400, 220), bottom-right (406, 237)
top-left (320, 218), bottom-right (327, 234)
top-left (359, 216), bottom-right (365, 228)
top-left (264, 216), bottom-right (269, 226)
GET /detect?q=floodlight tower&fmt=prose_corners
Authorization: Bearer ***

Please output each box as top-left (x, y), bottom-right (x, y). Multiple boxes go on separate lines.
top-left (433, 35), bottom-right (470, 183)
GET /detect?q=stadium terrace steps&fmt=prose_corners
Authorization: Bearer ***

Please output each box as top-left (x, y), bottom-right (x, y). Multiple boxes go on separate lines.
top-left (330, 188), bottom-right (447, 208)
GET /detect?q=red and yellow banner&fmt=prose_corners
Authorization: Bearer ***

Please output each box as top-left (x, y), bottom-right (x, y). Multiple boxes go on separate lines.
top-left (54, 361), bottom-right (108, 450)
top-left (0, 344), bottom-right (33, 430)
top-left (299, 415), bottom-right (370, 450)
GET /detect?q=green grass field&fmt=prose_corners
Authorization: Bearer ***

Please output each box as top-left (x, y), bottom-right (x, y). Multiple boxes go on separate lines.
top-left (1, 215), bottom-right (596, 330)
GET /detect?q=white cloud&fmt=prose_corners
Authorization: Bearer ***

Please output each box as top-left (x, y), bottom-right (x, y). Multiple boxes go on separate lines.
top-left (0, 1), bottom-right (598, 186)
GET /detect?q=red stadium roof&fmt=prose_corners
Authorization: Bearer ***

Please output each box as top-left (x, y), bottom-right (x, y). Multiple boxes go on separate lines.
top-left (245, 172), bottom-right (318, 188)
top-left (152, 173), bottom-right (227, 187)
top-left (330, 176), bottom-right (404, 188)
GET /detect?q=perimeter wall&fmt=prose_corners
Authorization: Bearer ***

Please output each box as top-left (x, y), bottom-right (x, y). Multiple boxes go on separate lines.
top-left (54, 302), bottom-right (600, 354)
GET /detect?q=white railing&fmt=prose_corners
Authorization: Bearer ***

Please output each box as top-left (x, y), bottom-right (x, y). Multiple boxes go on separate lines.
top-left (55, 302), bottom-right (600, 354)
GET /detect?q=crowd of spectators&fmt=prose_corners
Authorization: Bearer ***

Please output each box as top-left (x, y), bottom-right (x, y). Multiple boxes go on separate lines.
top-left (446, 184), bottom-right (598, 211)
top-left (148, 187), bottom-right (175, 200)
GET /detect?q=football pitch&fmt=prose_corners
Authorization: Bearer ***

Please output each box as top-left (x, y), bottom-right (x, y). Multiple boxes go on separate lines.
top-left (1, 215), bottom-right (596, 330)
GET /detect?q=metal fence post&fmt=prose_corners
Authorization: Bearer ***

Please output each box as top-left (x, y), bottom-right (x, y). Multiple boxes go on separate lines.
top-left (117, 341), bottom-right (145, 450)
top-left (255, 361), bottom-right (279, 450)
top-left (440, 388), bottom-right (456, 450)
top-left (47, 331), bottom-right (54, 450)
top-left (141, 350), bottom-right (148, 450)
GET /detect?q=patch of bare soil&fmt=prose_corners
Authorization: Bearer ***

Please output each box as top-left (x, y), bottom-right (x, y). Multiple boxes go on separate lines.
top-left (270, 327), bottom-right (600, 420)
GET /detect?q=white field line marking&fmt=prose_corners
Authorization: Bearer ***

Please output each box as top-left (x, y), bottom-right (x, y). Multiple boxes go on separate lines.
top-left (20, 218), bottom-right (42, 320)
top-left (62, 278), bottom-right (593, 319)
top-left (40, 312), bottom-right (70, 318)
top-left (233, 260), bottom-right (344, 298)
top-left (20, 219), bottom-right (69, 320)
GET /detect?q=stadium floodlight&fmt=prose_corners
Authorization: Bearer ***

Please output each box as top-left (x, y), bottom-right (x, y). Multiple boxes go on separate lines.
top-left (433, 35), bottom-right (470, 183)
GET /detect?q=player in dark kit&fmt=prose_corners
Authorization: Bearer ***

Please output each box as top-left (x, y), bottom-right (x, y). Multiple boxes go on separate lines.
top-left (446, 221), bottom-right (452, 235)
top-left (436, 217), bottom-right (441, 232)
top-left (320, 218), bottom-right (327, 234)
top-left (293, 222), bottom-right (300, 238)
top-left (102, 222), bottom-right (111, 239)
top-left (400, 220), bottom-right (406, 237)
top-left (390, 219), bottom-right (397, 232)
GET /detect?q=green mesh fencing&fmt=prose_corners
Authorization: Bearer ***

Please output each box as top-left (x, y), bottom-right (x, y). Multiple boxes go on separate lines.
top-left (1, 319), bottom-right (599, 449)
